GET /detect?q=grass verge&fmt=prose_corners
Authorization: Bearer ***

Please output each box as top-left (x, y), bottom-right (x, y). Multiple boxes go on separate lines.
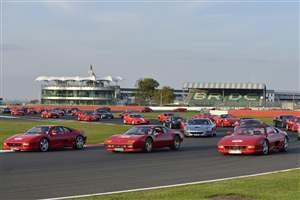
top-left (72, 169), bottom-right (300, 200)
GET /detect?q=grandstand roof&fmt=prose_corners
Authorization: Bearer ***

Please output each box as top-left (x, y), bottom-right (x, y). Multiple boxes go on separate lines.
top-left (183, 82), bottom-right (266, 90)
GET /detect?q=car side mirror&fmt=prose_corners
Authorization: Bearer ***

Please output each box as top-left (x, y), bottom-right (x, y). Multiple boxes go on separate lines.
top-left (226, 131), bottom-right (233, 135)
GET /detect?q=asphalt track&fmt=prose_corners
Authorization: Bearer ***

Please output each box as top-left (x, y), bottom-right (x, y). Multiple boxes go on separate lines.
top-left (0, 126), bottom-right (299, 200)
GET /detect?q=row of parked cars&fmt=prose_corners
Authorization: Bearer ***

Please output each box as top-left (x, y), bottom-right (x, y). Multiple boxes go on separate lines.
top-left (2, 117), bottom-right (290, 155)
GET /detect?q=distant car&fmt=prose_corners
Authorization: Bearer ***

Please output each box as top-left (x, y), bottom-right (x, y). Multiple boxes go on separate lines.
top-left (173, 108), bottom-right (187, 112)
top-left (52, 108), bottom-right (65, 116)
top-left (77, 113), bottom-right (100, 121)
top-left (104, 125), bottom-right (183, 152)
top-left (96, 107), bottom-right (111, 112)
top-left (94, 110), bottom-right (114, 119)
top-left (1, 107), bottom-right (11, 114)
top-left (158, 113), bottom-right (174, 123)
top-left (67, 108), bottom-right (80, 115)
top-left (218, 124), bottom-right (288, 155)
top-left (72, 111), bottom-right (84, 117)
top-left (26, 108), bottom-right (38, 115)
top-left (273, 115), bottom-right (296, 128)
top-left (214, 114), bottom-right (240, 127)
top-left (119, 111), bottom-right (134, 119)
top-left (41, 110), bottom-right (59, 118)
top-left (3, 125), bottom-right (86, 152)
top-left (286, 117), bottom-right (300, 132)
top-left (141, 107), bottom-right (153, 112)
top-left (123, 114), bottom-right (150, 125)
top-left (11, 109), bottom-right (26, 116)
top-left (163, 116), bottom-right (185, 129)
top-left (184, 118), bottom-right (216, 137)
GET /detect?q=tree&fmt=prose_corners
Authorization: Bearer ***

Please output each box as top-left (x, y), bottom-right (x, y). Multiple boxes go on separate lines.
top-left (154, 86), bottom-right (175, 106)
top-left (135, 78), bottom-right (160, 105)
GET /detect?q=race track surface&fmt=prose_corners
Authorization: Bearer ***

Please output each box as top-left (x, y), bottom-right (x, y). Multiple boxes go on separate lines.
top-left (0, 128), bottom-right (299, 200)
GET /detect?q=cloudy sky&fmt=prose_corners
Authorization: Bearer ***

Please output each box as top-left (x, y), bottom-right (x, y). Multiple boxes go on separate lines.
top-left (1, 0), bottom-right (299, 100)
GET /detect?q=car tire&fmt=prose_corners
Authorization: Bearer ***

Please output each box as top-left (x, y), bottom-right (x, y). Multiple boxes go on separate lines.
top-left (281, 137), bottom-right (288, 152)
top-left (144, 138), bottom-right (153, 153)
top-left (262, 140), bottom-right (269, 155)
top-left (74, 136), bottom-right (85, 150)
top-left (39, 138), bottom-right (49, 152)
top-left (171, 135), bottom-right (181, 150)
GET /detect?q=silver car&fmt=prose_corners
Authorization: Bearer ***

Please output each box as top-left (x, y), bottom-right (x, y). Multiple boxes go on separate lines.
top-left (184, 118), bottom-right (216, 137)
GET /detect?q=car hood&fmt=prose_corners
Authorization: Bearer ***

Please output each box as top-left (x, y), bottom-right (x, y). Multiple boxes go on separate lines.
top-left (218, 135), bottom-right (264, 146)
top-left (106, 134), bottom-right (145, 144)
top-left (5, 133), bottom-right (43, 143)
top-left (186, 125), bottom-right (212, 130)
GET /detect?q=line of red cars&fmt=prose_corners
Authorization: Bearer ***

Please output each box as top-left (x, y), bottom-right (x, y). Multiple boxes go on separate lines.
top-left (2, 109), bottom-right (295, 155)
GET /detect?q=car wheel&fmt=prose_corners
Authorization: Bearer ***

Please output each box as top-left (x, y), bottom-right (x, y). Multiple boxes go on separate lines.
top-left (281, 137), bottom-right (288, 152)
top-left (144, 138), bottom-right (153, 153)
top-left (39, 138), bottom-right (49, 152)
top-left (171, 135), bottom-right (181, 150)
top-left (74, 136), bottom-right (85, 150)
top-left (262, 140), bottom-right (269, 155)
top-left (212, 131), bottom-right (216, 137)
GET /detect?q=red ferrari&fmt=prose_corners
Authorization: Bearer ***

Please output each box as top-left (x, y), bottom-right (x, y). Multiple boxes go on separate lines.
top-left (218, 124), bottom-right (288, 155)
top-left (286, 117), bottom-right (300, 132)
top-left (214, 114), bottom-right (240, 127)
top-left (123, 114), bottom-right (150, 125)
top-left (158, 113), bottom-right (174, 123)
top-left (104, 125), bottom-right (184, 152)
top-left (78, 113), bottom-right (100, 121)
top-left (11, 109), bottom-right (26, 116)
top-left (3, 125), bottom-right (86, 152)
top-left (173, 108), bottom-right (187, 112)
top-left (41, 110), bottom-right (59, 118)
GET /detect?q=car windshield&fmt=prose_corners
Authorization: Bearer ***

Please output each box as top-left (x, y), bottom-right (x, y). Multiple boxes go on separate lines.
top-left (221, 114), bottom-right (235, 119)
top-left (235, 127), bottom-right (265, 135)
top-left (188, 119), bottom-right (209, 125)
top-left (240, 120), bottom-right (262, 125)
top-left (25, 126), bottom-right (50, 134)
top-left (131, 115), bottom-right (143, 118)
top-left (124, 127), bottom-right (152, 135)
top-left (284, 115), bottom-right (295, 119)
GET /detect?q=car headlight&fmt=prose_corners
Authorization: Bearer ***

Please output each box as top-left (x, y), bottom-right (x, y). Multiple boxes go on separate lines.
top-left (23, 142), bottom-right (30, 146)
top-left (127, 140), bottom-right (135, 144)
top-left (247, 145), bottom-right (256, 149)
top-left (106, 140), bottom-right (112, 143)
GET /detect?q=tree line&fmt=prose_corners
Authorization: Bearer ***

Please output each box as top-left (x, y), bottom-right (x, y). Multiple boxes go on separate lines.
top-left (135, 78), bottom-right (175, 106)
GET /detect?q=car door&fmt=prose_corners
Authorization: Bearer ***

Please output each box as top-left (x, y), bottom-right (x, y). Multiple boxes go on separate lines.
top-left (48, 127), bottom-right (64, 149)
top-left (265, 127), bottom-right (278, 151)
top-left (61, 127), bottom-right (74, 147)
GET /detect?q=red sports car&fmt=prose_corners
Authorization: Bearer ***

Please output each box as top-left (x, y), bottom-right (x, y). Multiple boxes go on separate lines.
top-left (158, 113), bottom-right (174, 123)
top-left (3, 125), bottom-right (86, 152)
top-left (214, 114), bottom-right (240, 127)
top-left (72, 111), bottom-right (85, 117)
top-left (123, 114), bottom-right (150, 125)
top-left (104, 125), bottom-right (184, 152)
top-left (41, 110), bottom-right (59, 118)
top-left (218, 124), bottom-right (288, 155)
top-left (119, 111), bottom-right (134, 119)
top-left (11, 109), bottom-right (26, 116)
top-left (141, 107), bottom-right (153, 112)
top-left (286, 117), bottom-right (300, 132)
top-left (78, 113), bottom-right (100, 121)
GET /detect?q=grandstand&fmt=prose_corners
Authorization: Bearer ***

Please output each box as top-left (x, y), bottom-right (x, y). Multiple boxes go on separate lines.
top-left (183, 82), bottom-right (266, 107)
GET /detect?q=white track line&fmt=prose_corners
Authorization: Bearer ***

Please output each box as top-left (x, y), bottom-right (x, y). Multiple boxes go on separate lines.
top-left (40, 167), bottom-right (300, 200)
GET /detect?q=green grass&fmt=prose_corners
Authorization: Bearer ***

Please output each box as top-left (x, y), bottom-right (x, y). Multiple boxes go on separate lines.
top-left (0, 120), bottom-right (131, 149)
top-left (72, 169), bottom-right (300, 200)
